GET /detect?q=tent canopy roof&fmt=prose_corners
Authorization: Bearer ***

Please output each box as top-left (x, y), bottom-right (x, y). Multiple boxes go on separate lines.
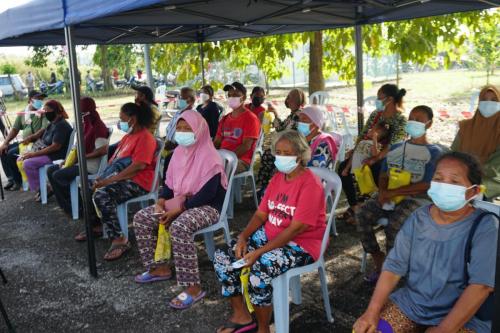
top-left (0, 0), bottom-right (497, 46)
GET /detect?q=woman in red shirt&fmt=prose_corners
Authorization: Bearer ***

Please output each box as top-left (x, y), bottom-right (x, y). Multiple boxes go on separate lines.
top-left (93, 102), bottom-right (157, 261)
top-left (214, 130), bottom-right (327, 333)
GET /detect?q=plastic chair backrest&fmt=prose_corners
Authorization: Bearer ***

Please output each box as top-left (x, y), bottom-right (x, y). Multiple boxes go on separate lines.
top-left (249, 131), bottom-right (264, 169)
top-left (308, 167), bottom-right (342, 258)
top-left (473, 200), bottom-right (500, 215)
top-left (310, 91), bottom-right (329, 105)
top-left (217, 149), bottom-right (238, 219)
top-left (469, 91), bottom-right (480, 113)
top-left (149, 138), bottom-right (166, 193)
top-left (328, 131), bottom-right (344, 168)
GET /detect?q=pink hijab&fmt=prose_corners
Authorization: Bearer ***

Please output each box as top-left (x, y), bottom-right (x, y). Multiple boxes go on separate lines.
top-left (166, 110), bottom-right (228, 197)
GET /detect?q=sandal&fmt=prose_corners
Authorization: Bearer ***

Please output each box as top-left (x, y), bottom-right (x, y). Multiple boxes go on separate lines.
top-left (216, 320), bottom-right (257, 333)
top-left (103, 242), bottom-right (131, 261)
top-left (169, 290), bottom-right (206, 310)
top-left (134, 271), bottom-right (172, 284)
top-left (340, 208), bottom-right (357, 225)
top-left (74, 229), bottom-right (103, 242)
top-left (34, 191), bottom-right (41, 202)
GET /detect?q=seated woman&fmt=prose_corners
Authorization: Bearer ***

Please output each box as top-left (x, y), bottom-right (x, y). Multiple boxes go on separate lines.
top-left (357, 105), bottom-right (442, 284)
top-left (20, 99), bottom-right (73, 201)
top-left (214, 130), bottom-right (327, 333)
top-left (451, 85), bottom-right (499, 201)
top-left (196, 85), bottom-right (220, 139)
top-left (132, 110), bottom-right (228, 310)
top-left (297, 105), bottom-right (338, 168)
top-left (92, 102), bottom-right (157, 261)
top-left (353, 152), bottom-right (498, 333)
top-left (245, 86), bottom-right (266, 119)
top-left (47, 97), bottom-right (109, 218)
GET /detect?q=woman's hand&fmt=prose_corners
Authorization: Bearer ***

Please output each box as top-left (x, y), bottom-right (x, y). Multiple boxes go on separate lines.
top-left (345, 149), bottom-right (354, 160)
top-left (235, 236), bottom-right (248, 259)
top-left (352, 310), bottom-right (379, 333)
top-left (242, 250), bottom-right (261, 268)
top-left (21, 136), bottom-right (32, 145)
top-left (377, 190), bottom-right (392, 206)
top-left (93, 178), bottom-right (113, 190)
top-left (159, 207), bottom-right (183, 226)
top-left (425, 327), bottom-right (449, 333)
top-left (362, 157), bottom-right (377, 167)
top-left (21, 151), bottom-right (36, 160)
top-left (154, 202), bottom-right (165, 215)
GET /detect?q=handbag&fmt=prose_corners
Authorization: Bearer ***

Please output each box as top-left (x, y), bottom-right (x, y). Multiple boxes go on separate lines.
top-left (354, 165), bottom-right (378, 195)
top-left (463, 211), bottom-right (499, 322)
top-left (387, 142), bottom-right (411, 204)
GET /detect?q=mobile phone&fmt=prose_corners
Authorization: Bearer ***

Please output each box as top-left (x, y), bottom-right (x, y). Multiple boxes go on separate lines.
top-left (231, 258), bottom-right (247, 269)
top-left (151, 212), bottom-right (164, 217)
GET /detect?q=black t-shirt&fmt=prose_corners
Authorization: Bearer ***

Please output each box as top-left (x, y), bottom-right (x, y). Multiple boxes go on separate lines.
top-left (196, 101), bottom-right (220, 139)
top-left (42, 119), bottom-right (73, 160)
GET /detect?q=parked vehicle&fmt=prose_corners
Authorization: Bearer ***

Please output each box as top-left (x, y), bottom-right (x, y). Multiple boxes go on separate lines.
top-left (40, 80), bottom-right (64, 95)
top-left (0, 74), bottom-right (28, 98)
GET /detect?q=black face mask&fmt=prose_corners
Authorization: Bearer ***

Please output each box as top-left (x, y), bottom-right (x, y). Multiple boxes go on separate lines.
top-left (252, 96), bottom-right (264, 107)
top-left (45, 112), bottom-right (57, 122)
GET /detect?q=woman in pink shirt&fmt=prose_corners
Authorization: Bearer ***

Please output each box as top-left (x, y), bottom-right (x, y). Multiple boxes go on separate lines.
top-left (214, 130), bottom-right (327, 333)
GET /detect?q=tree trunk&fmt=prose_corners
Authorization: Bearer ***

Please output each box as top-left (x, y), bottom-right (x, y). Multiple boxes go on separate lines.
top-left (396, 54), bottom-right (400, 86)
top-left (308, 31), bottom-right (325, 95)
top-left (98, 45), bottom-right (113, 91)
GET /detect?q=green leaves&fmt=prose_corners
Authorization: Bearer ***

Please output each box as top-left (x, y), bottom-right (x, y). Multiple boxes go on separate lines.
top-left (0, 63), bottom-right (16, 75)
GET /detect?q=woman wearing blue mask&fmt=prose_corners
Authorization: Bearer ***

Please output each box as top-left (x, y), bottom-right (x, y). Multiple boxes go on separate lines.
top-left (214, 130), bottom-right (327, 333)
top-left (354, 151), bottom-right (498, 333)
top-left (452, 85), bottom-right (500, 201)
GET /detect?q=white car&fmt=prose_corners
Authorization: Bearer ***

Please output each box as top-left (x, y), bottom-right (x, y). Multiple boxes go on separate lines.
top-left (0, 74), bottom-right (28, 97)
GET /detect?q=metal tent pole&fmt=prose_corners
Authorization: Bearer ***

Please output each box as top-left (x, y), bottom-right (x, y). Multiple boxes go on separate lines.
top-left (144, 44), bottom-right (154, 90)
top-left (355, 24), bottom-right (364, 134)
top-left (199, 42), bottom-right (206, 86)
top-left (64, 26), bottom-right (98, 278)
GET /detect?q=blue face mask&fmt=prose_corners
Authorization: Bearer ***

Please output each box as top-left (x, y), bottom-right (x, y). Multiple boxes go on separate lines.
top-left (478, 101), bottom-right (500, 118)
top-left (174, 131), bottom-right (196, 146)
top-left (178, 98), bottom-right (188, 110)
top-left (427, 181), bottom-right (477, 212)
top-left (297, 122), bottom-right (311, 136)
top-left (274, 155), bottom-right (298, 174)
top-left (118, 121), bottom-right (132, 134)
top-left (32, 99), bottom-right (43, 110)
top-left (375, 98), bottom-right (385, 112)
top-left (405, 120), bottom-right (427, 138)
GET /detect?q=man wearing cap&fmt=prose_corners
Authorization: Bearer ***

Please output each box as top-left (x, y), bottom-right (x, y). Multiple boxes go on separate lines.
top-left (214, 82), bottom-right (260, 173)
top-left (133, 85), bottom-right (161, 136)
top-left (0, 90), bottom-right (48, 191)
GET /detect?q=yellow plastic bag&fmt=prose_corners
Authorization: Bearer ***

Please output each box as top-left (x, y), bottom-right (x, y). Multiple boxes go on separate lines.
top-left (16, 143), bottom-right (32, 186)
top-left (261, 111), bottom-right (274, 134)
top-left (388, 167), bottom-right (412, 204)
top-left (63, 147), bottom-right (77, 168)
top-left (240, 267), bottom-right (254, 313)
top-left (154, 224), bottom-right (172, 262)
top-left (354, 165), bottom-right (378, 195)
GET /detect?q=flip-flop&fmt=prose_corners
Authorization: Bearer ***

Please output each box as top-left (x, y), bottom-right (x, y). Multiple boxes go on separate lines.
top-left (216, 320), bottom-right (257, 333)
top-left (169, 290), bottom-right (206, 310)
top-left (134, 271), bottom-right (172, 284)
top-left (104, 242), bottom-right (131, 261)
top-left (74, 230), bottom-right (103, 242)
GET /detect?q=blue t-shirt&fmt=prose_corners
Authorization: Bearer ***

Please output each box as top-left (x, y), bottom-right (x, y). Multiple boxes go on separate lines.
top-left (383, 206), bottom-right (499, 333)
top-left (381, 141), bottom-right (442, 183)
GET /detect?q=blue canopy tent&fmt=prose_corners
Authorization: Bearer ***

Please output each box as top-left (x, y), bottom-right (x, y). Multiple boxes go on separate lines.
top-left (0, 1), bottom-right (499, 329)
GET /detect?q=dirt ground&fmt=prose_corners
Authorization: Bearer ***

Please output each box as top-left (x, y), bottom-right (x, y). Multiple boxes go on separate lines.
top-left (0, 179), bottom-right (382, 333)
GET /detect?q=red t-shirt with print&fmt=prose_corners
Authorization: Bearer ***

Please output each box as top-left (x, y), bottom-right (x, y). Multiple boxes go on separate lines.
top-left (245, 103), bottom-right (266, 118)
top-left (216, 109), bottom-right (260, 165)
top-left (112, 128), bottom-right (157, 191)
top-left (258, 169), bottom-right (326, 260)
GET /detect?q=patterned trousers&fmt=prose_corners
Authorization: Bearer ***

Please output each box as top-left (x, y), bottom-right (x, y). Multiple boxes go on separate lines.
top-left (93, 180), bottom-right (146, 239)
top-left (380, 301), bottom-right (474, 333)
top-left (133, 205), bottom-right (219, 287)
top-left (356, 197), bottom-right (423, 254)
top-left (256, 149), bottom-right (276, 188)
top-left (213, 227), bottom-right (313, 307)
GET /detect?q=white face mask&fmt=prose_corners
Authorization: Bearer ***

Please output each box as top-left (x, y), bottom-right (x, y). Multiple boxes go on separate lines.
top-left (227, 97), bottom-right (242, 110)
top-left (478, 101), bottom-right (500, 118)
top-left (200, 93), bottom-right (210, 103)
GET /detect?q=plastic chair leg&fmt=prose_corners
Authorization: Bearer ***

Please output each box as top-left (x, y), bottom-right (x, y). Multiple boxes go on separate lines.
top-left (203, 232), bottom-right (215, 261)
top-left (22, 181), bottom-right (29, 192)
top-left (70, 180), bottom-right (79, 220)
top-left (250, 174), bottom-right (258, 208)
top-left (222, 219), bottom-right (231, 244)
top-left (227, 191), bottom-right (234, 220)
top-left (272, 275), bottom-right (290, 333)
top-left (39, 167), bottom-right (47, 204)
top-left (318, 265), bottom-right (334, 323)
top-left (290, 275), bottom-right (302, 305)
top-left (360, 251), bottom-right (367, 273)
top-left (116, 204), bottom-right (129, 239)
top-left (234, 178), bottom-right (243, 204)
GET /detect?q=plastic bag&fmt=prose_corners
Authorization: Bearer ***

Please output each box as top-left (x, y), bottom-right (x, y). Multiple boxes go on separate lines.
top-left (353, 165), bottom-right (378, 195)
top-left (154, 224), bottom-right (172, 262)
top-left (16, 143), bottom-right (32, 188)
top-left (261, 111), bottom-right (274, 134)
top-left (240, 267), bottom-right (254, 313)
top-left (63, 147), bottom-right (77, 168)
top-left (388, 167), bottom-right (411, 204)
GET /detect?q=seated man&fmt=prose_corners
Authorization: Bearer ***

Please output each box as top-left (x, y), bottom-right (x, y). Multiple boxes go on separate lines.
top-left (356, 105), bottom-right (443, 284)
top-left (0, 90), bottom-right (48, 191)
top-left (214, 82), bottom-right (260, 173)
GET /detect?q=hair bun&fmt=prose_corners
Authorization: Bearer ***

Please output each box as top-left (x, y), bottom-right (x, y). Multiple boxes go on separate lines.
top-left (398, 88), bottom-right (407, 98)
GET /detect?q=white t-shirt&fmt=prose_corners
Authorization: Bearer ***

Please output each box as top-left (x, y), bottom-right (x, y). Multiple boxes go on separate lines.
top-left (351, 139), bottom-right (374, 172)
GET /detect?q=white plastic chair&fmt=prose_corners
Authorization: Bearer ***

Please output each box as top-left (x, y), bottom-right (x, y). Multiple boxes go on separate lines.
top-left (69, 127), bottom-right (114, 220)
top-left (193, 149), bottom-right (238, 260)
top-left (39, 128), bottom-right (76, 204)
top-left (228, 131), bottom-right (264, 218)
top-left (115, 138), bottom-right (165, 239)
top-left (271, 167), bottom-right (341, 333)
top-left (309, 91), bottom-right (330, 105)
top-left (363, 96), bottom-right (377, 109)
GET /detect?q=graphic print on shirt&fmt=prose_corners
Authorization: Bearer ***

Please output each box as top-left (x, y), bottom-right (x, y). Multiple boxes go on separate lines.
top-left (385, 143), bottom-right (433, 183)
top-left (267, 192), bottom-right (296, 228)
top-left (222, 126), bottom-right (243, 144)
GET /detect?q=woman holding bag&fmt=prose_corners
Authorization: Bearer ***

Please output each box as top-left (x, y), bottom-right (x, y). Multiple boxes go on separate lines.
top-left (133, 110), bottom-right (227, 310)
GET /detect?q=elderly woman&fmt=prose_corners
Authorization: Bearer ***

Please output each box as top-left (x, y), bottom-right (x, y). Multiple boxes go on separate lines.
top-left (47, 97), bottom-right (109, 217)
top-left (196, 85), bottom-right (220, 138)
top-left (452, 85), bottom-right (500, 201)
top-left (92, 102), bottom-right (157, 261)
top-left (297, 105), bottom-right (338, 168)
top-left (214, 130), bottom-right (326, 333)
top-left (133, 110), bottom-right (227, 310)
top-left (256, 88), bottom-right (306, 193)
top-left (20, 99), bottom-right (73, 201)
top-left (353, 152), bottom-right (498, 333)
